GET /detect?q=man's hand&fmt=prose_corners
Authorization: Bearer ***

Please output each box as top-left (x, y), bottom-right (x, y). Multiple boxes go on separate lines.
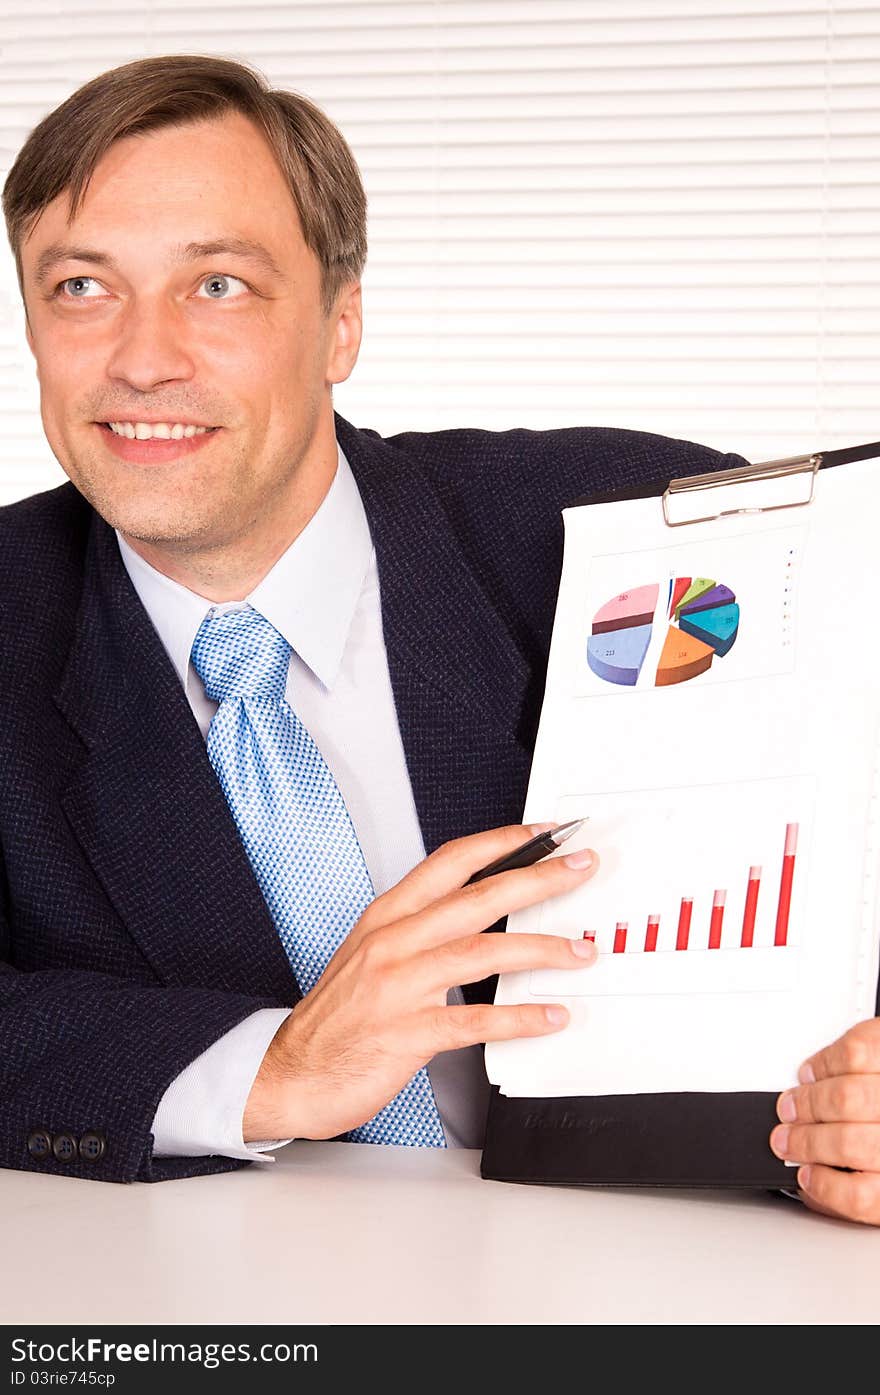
top-left (771, 1017), bottom-right (880, 1225)
top-left (243, 823), bottom-right (599, 1142)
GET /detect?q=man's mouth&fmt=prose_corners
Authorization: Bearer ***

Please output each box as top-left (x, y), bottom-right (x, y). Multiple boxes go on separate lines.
top-left (93, 420), bottom-right (222, 463)
top-left (97, 420), bottom-right (220, 440)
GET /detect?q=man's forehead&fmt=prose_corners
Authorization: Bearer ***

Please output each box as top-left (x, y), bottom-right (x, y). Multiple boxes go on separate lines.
top-left (23, 112), bottom-right (297, 245)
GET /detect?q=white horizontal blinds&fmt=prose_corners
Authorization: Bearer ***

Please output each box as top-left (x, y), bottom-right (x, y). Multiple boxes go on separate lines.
top-left (0, 1), bottom-right (877, 507)
top-left (335, 0), bottom-right (879, 460)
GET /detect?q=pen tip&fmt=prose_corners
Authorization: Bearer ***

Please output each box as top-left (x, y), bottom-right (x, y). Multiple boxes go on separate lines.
top-left (553, 817), bottom-right (588, 844)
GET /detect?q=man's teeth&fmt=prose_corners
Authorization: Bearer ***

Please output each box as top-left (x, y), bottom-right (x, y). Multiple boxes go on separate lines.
top-left (106, 422), bottom-right (213, 440)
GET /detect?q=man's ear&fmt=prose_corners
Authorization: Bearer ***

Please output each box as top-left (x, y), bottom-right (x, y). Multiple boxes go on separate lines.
top-left (326, 282), bottom-right (362, 386)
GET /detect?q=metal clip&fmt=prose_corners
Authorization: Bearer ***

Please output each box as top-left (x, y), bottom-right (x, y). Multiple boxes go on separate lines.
top-left (662, 453), bottom-right (821, 527)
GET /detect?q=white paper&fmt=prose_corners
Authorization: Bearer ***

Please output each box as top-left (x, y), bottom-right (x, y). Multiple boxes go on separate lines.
top-left (486, 459), bottom-right (880, 1098)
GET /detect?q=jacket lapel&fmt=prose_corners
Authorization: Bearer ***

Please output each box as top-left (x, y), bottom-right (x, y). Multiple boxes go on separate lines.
top-left (337, 414), bottom-right (535, 859)
top-left (53, 511), bottom-right (298, 1002)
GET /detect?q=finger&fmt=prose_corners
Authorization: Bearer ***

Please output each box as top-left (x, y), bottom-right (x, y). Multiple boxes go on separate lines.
top-left (370, 847), bottom-right (600, 958)
top-left (796, 1165), bottom-right (880, 1226)
top-left (798, 1018), bottom-right (880, 1085)
top-left (418, 1000), bottom-right (572, 1055)
top-left (360, 822), bottom-right (558, 930)
top-left (418, 928), bottom-right (597, 989)
top-left (777, 1074), bottom-right (880, 1126)
top-left (770, 1121), bottom-right (880, 1172)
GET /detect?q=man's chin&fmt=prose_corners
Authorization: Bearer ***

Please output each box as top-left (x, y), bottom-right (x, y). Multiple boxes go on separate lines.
top-left (114, 517), bottom-right (223, 553)
top-left (64, 477), bottom-right (213, 549)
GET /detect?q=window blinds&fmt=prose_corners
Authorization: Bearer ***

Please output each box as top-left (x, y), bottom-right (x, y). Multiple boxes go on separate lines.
top-left (0, 0), bottom-right (877, 504)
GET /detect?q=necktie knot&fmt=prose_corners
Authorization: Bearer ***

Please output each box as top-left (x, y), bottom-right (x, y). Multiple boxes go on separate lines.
top-left (191, 604), bottom-right (291, 703)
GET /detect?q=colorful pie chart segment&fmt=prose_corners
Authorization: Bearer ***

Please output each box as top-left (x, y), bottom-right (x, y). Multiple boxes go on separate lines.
top-left (668, 576), bottom-right (692, 616)
top-left (587, 575), bottom-right (740, 688)
top-left (678, 602), bottom-right (739, 657)
top-left (587, 624), bottom-right (653, 686)
top-left (655, 627), bottom-right (715, 686)
top-left (592, 584), bottom-right (659, 634)
top-left (679, 583), bottom-right (736, 616)
top-left (673, 577), bottom-right (716, 615)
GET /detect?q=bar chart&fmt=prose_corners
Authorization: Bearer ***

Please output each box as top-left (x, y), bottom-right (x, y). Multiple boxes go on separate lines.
top-left (530, 778), bottom-right (813, 999)
top-left (586, 823), bottom-right (798, 959)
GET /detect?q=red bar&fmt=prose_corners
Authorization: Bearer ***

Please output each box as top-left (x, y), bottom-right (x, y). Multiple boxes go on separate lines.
top-left (741, 866), bottom-right (761, 947)
top-left (708, 889), bottom-right (726, 948)
top-left (774, 823), bottom-right (798, 946)
top-left (613, 921), bottom-right (628, 954)
top-left (582, 929), bottom-right (596, 943)
top-left (676, 898), bottom-right (693, 950)
top-left (644, 914), bottom-right (660, 952)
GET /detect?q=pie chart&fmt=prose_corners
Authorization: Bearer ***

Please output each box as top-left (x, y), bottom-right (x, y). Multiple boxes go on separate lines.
top-left (587, 576), bottom-right (740, 688)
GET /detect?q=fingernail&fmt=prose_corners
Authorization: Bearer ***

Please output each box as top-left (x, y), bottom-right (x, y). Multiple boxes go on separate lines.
top-left (798, 1165), bottom-right (812, 1192)
top-left (564, 848), bottom-right (594, 870)
top-left (545, 1005), bottom-right (568, 1026)
top-left (798, 1062), bottom-right (815, 1084)
top-left (777, 1091), bottom-right (797, 1122)
top-left (571, 937), bottom-right (597, 959)
top-left (529, 821), bottom-right (556, 836)
top-left (771, 1125), bottom-right (789, 1157)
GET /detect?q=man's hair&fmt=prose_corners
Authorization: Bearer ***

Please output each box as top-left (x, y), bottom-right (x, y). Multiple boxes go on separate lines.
top-left (2, 53), bottom-right (367, 316)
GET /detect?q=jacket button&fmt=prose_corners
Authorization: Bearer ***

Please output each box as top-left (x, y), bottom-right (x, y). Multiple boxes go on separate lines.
top-left (79, 1132), bottom-right (107, 1162)
top-left (52, 1133), bottom-right (78, 1163)
top-left (26, 1130), bottom-right (53, 1161)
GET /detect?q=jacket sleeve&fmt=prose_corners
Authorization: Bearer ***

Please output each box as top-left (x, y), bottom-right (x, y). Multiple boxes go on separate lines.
top-left (0, 876), bottom-right (281, 1183)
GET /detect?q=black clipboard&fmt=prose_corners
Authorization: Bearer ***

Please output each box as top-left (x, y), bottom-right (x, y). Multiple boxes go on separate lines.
top-left (481, 440), bottom-right (880, 1189)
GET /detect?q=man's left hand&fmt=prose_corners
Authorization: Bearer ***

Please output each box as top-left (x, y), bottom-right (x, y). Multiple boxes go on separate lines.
top-left (771, 1017), bottom-right (880, 1225)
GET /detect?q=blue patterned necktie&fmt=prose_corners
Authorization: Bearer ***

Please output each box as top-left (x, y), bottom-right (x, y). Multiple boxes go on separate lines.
top-left (190, 602), bottom-right (446, 1148)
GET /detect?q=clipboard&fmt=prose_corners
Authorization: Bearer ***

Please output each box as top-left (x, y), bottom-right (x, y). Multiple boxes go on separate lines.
top-left (481, 440), bottom-right (880, 1190)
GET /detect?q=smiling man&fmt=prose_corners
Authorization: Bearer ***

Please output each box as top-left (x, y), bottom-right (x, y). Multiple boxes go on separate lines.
top-left (2, 54), bottom-right (878, 1222)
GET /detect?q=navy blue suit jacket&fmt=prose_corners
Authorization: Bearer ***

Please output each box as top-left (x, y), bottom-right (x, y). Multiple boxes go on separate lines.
top-left (0, 414), bottom-right (747, 1182)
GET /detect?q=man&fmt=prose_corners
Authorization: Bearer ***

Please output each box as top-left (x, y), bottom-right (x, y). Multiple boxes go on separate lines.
top-left (2, 55), bottom-right (878, 1222)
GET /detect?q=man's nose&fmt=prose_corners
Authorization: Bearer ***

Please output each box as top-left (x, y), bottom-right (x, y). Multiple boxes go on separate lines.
top-left (104, 297), bottom-right (196, 391)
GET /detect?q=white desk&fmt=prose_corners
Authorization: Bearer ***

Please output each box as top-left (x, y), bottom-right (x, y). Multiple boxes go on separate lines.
top-left (2, 1142), bottom-right (878, 1325)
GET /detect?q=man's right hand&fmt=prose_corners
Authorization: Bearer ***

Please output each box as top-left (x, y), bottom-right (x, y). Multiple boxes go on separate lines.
top-left (243, 823), bottom-right (599, 1142)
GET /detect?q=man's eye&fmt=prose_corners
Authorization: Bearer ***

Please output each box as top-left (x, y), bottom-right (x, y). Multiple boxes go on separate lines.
top-left (56, 276), bottom-right (102, 298)
top-left (52, 273), bottom-right (249, 300)
top-left (196, 273), bottom-right (249, 300)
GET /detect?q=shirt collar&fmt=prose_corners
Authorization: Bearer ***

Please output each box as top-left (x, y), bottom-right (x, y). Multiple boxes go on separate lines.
top-left (115, 444), bottom-right (373, 694)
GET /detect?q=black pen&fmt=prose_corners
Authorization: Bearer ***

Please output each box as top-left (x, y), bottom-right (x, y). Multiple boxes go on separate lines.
top-left (466, 819), bottom-right (589, 884)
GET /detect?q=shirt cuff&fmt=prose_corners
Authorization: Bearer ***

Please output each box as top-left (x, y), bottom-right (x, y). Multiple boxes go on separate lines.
top-left (151, 1007), bottom-right (295, 1162)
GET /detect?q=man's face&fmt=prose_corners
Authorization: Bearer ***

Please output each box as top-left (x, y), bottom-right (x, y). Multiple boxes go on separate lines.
top-left (20, 111), bottom-right (360, 557)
